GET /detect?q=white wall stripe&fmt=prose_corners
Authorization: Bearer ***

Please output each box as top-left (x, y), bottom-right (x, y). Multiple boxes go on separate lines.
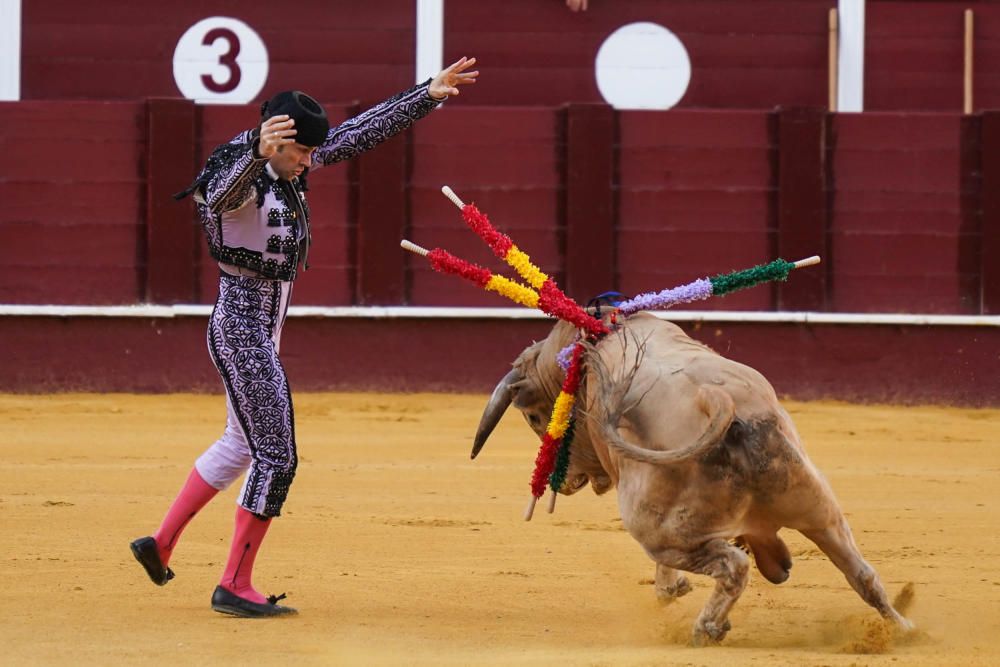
top-left (415, 0), bottom-right (444, 83)
top-left (0, 0), bottom-right (21, 101)
top-left (2, 304), bottom-right (998, 327)
top-left (837, 0), bottom-right (865, 112)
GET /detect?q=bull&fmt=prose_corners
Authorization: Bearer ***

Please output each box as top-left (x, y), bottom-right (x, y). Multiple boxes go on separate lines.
top-left (472, 312), bottom-right (913, 645)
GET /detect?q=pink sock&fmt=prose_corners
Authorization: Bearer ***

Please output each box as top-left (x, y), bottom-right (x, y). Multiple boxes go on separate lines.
top-left (152, 468), bottom-right (219, 567)
top-left (220, 507), bottom-right (272, 604)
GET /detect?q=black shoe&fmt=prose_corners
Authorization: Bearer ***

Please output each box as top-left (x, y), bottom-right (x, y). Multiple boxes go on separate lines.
top-left (129, 536), bottom-right (175, 586)
top-left (210, 586), bottom-right (298, 618)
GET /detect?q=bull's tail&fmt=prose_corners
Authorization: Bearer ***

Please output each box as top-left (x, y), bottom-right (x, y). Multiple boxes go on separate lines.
top-left (599, 384), bottom-right (736, 466)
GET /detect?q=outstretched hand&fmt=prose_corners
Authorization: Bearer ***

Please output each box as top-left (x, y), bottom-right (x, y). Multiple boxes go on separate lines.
top-left (429, 57), bottom-right (479, 100)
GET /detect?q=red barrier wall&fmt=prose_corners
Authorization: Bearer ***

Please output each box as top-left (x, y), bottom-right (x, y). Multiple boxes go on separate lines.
top-left (409, 107), bottom-right (564, 306)
top-left (0, 101), bottom-right (146, 304)
top-left (829, 113), bottom-right (976, 313)
top-left (3, 315), bottom-right (996, 406)
top-left (9, 2), bottom-right (1000, 402)
top-left (616, 110), bottom-right (776, 310)
top-left (4, 101), bottom-right (998, 314)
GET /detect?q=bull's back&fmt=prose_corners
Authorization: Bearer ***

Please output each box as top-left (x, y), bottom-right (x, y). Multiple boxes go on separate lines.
top-left (622, 315), bottom-right (780, 417)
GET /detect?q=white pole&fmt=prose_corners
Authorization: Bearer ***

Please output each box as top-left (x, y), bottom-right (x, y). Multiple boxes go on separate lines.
top-left (415, 0), bottom-right (444, 83)
top-left (837, 0), bottom-right (865, 112)
top-left (0, 0), bottom-right (21, 101)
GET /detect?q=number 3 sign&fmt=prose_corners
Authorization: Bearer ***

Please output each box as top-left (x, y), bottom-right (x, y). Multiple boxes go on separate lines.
top-left (173, 17), bottom-right (269, 104)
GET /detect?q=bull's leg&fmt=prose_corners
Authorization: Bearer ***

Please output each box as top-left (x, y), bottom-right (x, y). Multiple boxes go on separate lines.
top-left (654, 563), bottom-right (691, 603)
top-left (800, 518), bottom-right (913, 630)
top-left (653, 539), bottom-right (750, 645)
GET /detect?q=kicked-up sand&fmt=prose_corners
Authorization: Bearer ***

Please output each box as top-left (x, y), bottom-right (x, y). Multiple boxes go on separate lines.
top-left (1, 392), bottom-right (998, 666)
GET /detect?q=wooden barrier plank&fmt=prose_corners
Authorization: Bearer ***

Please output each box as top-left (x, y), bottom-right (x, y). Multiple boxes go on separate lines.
top-left (618, 190), bottom-right (772, 231)
top-left (564, 103), bottom-right (616, 303)
top-left (959, 114), bottom-right (983, 314)
top-left (0, 267), bottom-right (140, 304)
top-left (3, 183), bottom-right (141, 226)
top-left (355, 132), bottom-right (408, 305)
top-left (145, 98), bottom-right (198, 304)
top-left (981, 111), bottom-right (1000, 313)
top-left (776, 107), bottom-right (827, 311)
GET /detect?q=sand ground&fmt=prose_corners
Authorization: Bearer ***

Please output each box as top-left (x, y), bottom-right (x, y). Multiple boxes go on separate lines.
top-left (2, 392), bottom-right (999, 666)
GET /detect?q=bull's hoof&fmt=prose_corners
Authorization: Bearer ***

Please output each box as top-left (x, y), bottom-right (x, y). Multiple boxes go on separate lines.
top-left (893, 615), bottom-right (916, 633)
top-left (655, 576), bottom-right (692, 604)
top-left (691, 619), bottom-right (731, 647)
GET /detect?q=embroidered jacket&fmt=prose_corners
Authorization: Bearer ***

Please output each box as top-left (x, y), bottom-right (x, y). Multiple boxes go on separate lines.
top-left (185, 80), bottom-right (441, 281)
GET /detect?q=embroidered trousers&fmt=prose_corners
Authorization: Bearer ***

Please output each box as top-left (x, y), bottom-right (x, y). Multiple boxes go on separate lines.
top-left (195, 273), bottom-right (297, 517)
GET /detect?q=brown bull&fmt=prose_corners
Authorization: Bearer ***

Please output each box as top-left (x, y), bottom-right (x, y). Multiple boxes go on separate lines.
top-left (473, 312), bottom-right (913, 645)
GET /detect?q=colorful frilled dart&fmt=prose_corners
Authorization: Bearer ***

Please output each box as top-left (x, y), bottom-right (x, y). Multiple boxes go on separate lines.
top-left (441, 187), bottom-right (608, 339)
top-left (526, 340), bottom-right (585, 519)
top-left (546, 344), bottom-right (584, 503)
top-left (401, 236), bottom-right (595, 520)
top-left (555, 256), bottom-right (822, 371)
top-left (616, 257), bottom-right (819, 316)
top-left (421, 246), bottom-right (541, 308)
top-left (529, 341), bottom-right (585, 496)
top-left (549, 409), bottom-right (576, 494)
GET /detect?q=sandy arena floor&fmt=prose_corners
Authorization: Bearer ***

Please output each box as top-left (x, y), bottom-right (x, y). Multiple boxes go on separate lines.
top-left (1, 392), bottom-right (999, 666)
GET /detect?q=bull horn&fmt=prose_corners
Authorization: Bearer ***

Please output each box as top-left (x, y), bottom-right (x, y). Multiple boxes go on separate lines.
top-left (471, 368), bottom-right (521, 460)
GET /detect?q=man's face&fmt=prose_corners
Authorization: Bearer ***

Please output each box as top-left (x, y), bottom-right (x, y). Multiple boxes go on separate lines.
top-left (269, 142), bottom-right (317, 181)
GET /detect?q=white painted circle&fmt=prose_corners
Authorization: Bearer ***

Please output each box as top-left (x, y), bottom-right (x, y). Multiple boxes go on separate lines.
top-left (595, 22), bottom-right (691, 110)
top-left (173, 17), bottom-right (269, 105)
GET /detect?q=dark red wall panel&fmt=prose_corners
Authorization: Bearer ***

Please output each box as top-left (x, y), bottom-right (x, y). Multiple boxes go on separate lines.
top-left (145, 98), bottom-right (199, 303)
top-left (829, 113), bottom-right (974, 313)
top-left (564, 104), bottom-right (616, 304)
top-left (356, 132), bottom-right (408, 305)
top-left (776, 108), bottom-right (828, 311)
top-left (616, 110), bottom-right (775, 309)
top-left (982, 111), bottom-right (1000, 313)
top-left (0, 101), bottom-right (145, 304)
top-left (408, 107), bottom-right (562, 306)
top-left (866, 1), bottom-right (1000, 112)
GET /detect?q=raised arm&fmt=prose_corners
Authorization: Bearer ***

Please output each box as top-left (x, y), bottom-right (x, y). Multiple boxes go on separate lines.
top-left (312, 56), bottom-right (478, 168)
top-left (199, 114), bottom-right (299, 213)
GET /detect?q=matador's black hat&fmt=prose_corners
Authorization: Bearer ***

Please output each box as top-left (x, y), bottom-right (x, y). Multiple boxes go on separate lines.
top-left (260, 91), bottom-right (329, 147)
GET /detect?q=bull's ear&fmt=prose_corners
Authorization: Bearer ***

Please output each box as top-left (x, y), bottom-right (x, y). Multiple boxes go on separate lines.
top-left (472, 368), bottom-right (521, 459)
